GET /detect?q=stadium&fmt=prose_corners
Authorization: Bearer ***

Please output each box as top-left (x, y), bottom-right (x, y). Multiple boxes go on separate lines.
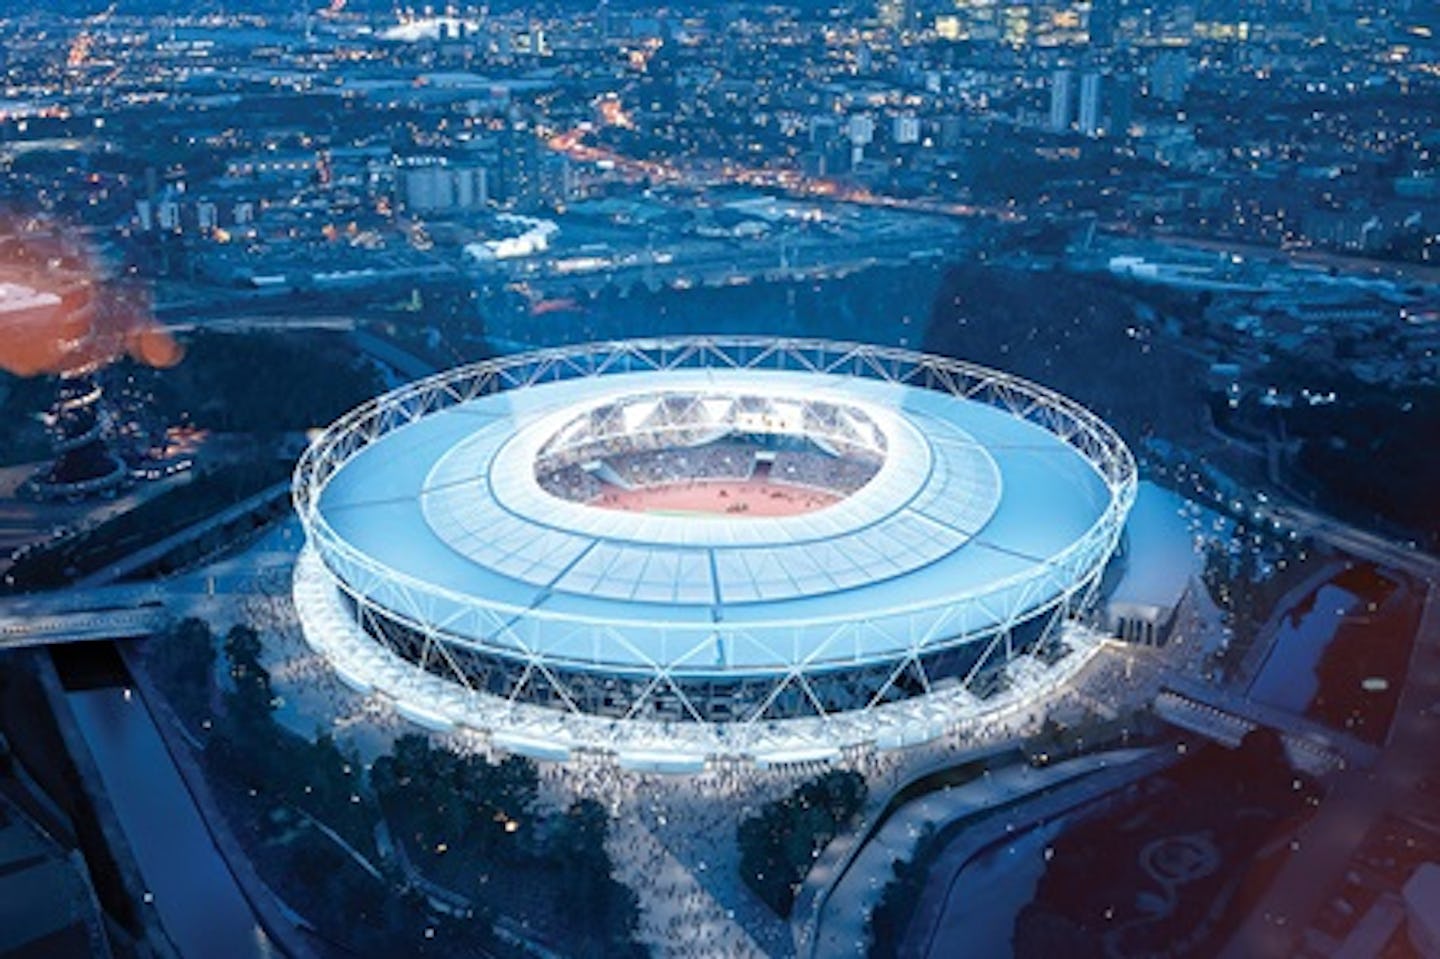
top-left (292, 338), bottom-right (1137, 770)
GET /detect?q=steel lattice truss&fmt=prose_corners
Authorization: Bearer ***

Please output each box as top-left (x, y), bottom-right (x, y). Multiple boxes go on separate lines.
top-left (292, 338), bottom-right (1137, 765)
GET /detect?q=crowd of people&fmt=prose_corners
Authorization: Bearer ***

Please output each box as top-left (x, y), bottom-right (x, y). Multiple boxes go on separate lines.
top-left (604, 442), bottom-right (757, 489)
top-left (236, 568), bottom-right (412, 760)
top-left (537, 438), bottom-right (883, 507)
top-left (770, 450), bottom-right (880, 495)
top-left (175, 519), bottom-right (1202, 959)
top-left (534, 406), bottom-right (728, 474)
top-left (536, 463), bottom-right (605, 502)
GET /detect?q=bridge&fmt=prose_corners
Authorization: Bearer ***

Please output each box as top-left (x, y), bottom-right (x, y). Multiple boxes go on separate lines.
top-left (1156, 677), bottom-right (1380, 776)
top-left (0, 584), bottom-right (172, 650)
top-left (0, 605), bottom-right (170, 649)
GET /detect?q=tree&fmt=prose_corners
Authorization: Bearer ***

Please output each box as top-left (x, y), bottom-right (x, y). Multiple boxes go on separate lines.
top-left (738, 770), bottom-right (868, 916)
top-left (222, 623), bottom-right (272, 733)
top-left (147, 616), bottom-right (216, 725)
top-left (551, 799), bottom-right (642, 959)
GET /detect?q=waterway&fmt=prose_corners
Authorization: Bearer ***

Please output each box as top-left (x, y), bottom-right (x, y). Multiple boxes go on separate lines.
top-left (1249, 583), bottom-right (1362, 713)
top-left (67, 683), bottom-right (277, 959)
top-left (925, 817), bottom-right (1067, 958)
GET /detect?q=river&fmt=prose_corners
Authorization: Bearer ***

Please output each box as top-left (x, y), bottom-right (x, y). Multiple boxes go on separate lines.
top-left (67, 685), bottom-right (278, 959)
top-left (925, 817), bottom-right (1068, 958)
top-left (1249, 583), bottom-right (1362, 713)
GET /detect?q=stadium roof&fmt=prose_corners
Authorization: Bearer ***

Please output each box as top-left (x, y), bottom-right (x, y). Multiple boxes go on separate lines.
top-left (1108, 482), bottom-right (1194, 614)
top-left (314, 366), bottom-right (1113, 673)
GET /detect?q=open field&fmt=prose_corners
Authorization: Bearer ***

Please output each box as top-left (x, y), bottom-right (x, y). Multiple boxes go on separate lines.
top-left (591, 478), bottom-right (842, 518)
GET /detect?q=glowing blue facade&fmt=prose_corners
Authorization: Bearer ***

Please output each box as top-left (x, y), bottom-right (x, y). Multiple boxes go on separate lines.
top-left (294, 339), bottom-right (1135, 765)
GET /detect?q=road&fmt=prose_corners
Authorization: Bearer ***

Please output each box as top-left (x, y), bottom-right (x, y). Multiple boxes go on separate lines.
top-left (72, 481), bottom-right (291, 589)
top-left (1137, 231), bottom-right (1440, 286)
top-left (1269, 502), bottom-right (1440, 580)
top-left (348, 330), bottom-right (440, 380)
top-left (547, 127), bottom-right (1021, 223)
top-left (0, 605), bottom-right (169, 648)
top-left (474, 231), bottom-right (969, 300)
top-left (158, 314), bottom-right (357, 335)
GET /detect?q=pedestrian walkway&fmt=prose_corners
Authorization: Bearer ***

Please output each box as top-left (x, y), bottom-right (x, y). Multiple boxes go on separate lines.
top-left (811, 748), bottom-right (1157, 958)
top-left (608, 814), bottom-right (768, 959)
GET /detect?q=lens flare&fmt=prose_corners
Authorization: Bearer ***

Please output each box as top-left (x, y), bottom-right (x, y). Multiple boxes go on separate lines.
top-left (0, 218), bottom-right (181, 378)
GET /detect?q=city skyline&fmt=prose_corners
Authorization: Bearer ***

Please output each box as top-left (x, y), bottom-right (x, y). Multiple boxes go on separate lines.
top-left (0, 1), bottom-right (1436, 957)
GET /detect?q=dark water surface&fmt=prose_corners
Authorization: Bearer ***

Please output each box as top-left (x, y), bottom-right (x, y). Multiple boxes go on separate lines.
top-left (68, 686), bottom-right (277, 959)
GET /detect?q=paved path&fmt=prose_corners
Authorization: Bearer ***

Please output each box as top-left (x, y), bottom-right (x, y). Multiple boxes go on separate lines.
top-left (0, 492), bottom-right (297, 649)
top-left (905, 749), bottom-right (1175, 959)
top-left (792, 740), bottom-right (1032, 959)
top-left (1269, 503), bottom-right (1440, 580)
top-left (608, 813), bottom-right (768, 959)
top-left (0, 604), bottom-right (169, 648)
top-left (810, 749), bottom-right (1157, 959)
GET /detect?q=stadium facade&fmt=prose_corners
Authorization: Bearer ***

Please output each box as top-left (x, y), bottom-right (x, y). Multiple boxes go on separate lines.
top-left (293, 338), bottom-right (1136, 770)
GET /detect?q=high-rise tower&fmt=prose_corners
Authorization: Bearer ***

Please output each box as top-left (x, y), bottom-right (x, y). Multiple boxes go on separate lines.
top-left (1050, 69), bottom-right (1074, 132)
top-left (1079, 72), bottom-right (1103, 136)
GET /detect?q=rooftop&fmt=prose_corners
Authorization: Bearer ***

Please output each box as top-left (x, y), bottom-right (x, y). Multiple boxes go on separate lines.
top-left (314, 365), bottom-right (1116, 673)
